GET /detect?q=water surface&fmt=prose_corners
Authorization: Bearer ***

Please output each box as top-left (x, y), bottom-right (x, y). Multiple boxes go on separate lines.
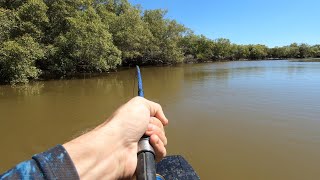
top-left (1, 60), bottom-right (320, 179)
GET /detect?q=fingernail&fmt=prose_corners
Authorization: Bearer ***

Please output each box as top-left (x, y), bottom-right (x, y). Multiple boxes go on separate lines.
top-left (164, 116), bottom-right (169, 125)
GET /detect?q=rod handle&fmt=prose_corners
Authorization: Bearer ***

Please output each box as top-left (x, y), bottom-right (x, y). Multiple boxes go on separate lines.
top-left (136, 150), bottom-right (156, 180)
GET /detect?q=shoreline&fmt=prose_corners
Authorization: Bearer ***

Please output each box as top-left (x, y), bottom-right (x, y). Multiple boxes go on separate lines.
top-left (2, 58), bottom-right (319, 86)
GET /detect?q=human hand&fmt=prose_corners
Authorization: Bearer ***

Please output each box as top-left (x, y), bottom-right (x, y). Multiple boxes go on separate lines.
top-left (63, 97), bottom-right (169, 179)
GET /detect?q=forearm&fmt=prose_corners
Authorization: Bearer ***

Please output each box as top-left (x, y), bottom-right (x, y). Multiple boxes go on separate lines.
top-left (0, 145), bottom-right (79, 179)
top-left (63, 122), bottom-right (129, 179)
top-left (0, 125), bottom-right (125, 180)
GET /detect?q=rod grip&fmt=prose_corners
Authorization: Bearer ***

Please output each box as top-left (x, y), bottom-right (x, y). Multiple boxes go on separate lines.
top-left (136, 137), bottom-right (156, 180)
top-left (136, 150), bottom-right (156, 180)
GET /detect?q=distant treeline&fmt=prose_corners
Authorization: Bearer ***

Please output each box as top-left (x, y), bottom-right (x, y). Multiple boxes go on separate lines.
top-left (1, 0), bottom-right (320, 84)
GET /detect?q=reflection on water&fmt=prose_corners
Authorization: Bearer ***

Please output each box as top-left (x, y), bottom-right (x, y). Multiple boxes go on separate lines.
top-left (1, 60), bottom-right (320, 180)
top-left (4, 83), bottom-right (45, 96)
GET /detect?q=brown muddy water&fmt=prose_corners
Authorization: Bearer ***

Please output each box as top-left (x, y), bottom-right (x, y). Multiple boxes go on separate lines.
top-left (1, 60), bottom-right (320, 179)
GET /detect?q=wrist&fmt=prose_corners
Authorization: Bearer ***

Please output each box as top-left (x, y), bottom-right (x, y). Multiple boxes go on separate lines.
top-left (63, 123), bottom-right (126, 179)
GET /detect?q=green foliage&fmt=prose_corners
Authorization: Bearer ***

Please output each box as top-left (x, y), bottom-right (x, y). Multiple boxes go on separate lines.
top-left (268, 43), bottom-right (319, 59)
top-left (212, 38), bottom-right (232, 60)
top-left (310, 45), bottom-right (320, 57)
top-left (248, 44), bottom-right (268, 60)
top-left (0, 35), bottom-right (43, 84)
top-left (180, 34), bottom-right (214, 62)
top-left (231, 45), bottom-right (249, 60)
top-left (107, 2), bottom-right (153, 62)
top-left (298, 43), bottom-right (310, 58)
top-left (16, 0), bottom-right (48, 40)
top-left (0, 0), bottom-right (319, 84)
top-left (49, 6), bottom-right (121, 75)
top-left (288, 43), bottom-right (300, 58)
top-left (0, 8), bottom-right (17, 43)
top-left (43, 0), bottom-right (82, 44)
top-left (0, 0), bottom-right (25, 9)
top-left (143, 9), bottom-right (186, 64)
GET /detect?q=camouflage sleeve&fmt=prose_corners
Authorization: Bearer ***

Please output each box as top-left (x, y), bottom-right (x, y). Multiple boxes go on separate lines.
top-left (0, 145), bottom-right (79, 180)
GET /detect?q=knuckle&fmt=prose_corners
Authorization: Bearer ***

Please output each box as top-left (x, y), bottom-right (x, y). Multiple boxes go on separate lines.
top-left (151, 116), bottom-right (157, 123)
top-left (156, 103), bottom-right (162, 109)
top-left (132, 96), bottom-right (144, 102)
top-left (152, 117), bottom-right (162, 126)
top-left (161, 129), bottom-right (166, 137)
top-left (157, 119), bottom-right (164, 128)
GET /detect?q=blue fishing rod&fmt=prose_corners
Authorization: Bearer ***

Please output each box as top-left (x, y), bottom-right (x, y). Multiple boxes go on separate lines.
top-left (136, 66), bottom-right (157, 180)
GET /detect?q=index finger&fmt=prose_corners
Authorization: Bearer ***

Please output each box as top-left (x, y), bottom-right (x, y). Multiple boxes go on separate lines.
top-left (144, 99), bottom-right (169, 126)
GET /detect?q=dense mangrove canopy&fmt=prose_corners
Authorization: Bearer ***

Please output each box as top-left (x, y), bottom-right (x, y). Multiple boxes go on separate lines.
top-left (1, 0), bottom-right (319, 84)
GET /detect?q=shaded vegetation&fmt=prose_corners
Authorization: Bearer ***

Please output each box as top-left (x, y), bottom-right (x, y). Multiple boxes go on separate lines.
top-left (0, 0), bottom-right (319, 84)
top-left (290, 58), bottom-right (320, 62)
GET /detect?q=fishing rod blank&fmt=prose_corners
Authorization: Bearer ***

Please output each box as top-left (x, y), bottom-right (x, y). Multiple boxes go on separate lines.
top-left (136, 66), bottom-right (157, 180)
